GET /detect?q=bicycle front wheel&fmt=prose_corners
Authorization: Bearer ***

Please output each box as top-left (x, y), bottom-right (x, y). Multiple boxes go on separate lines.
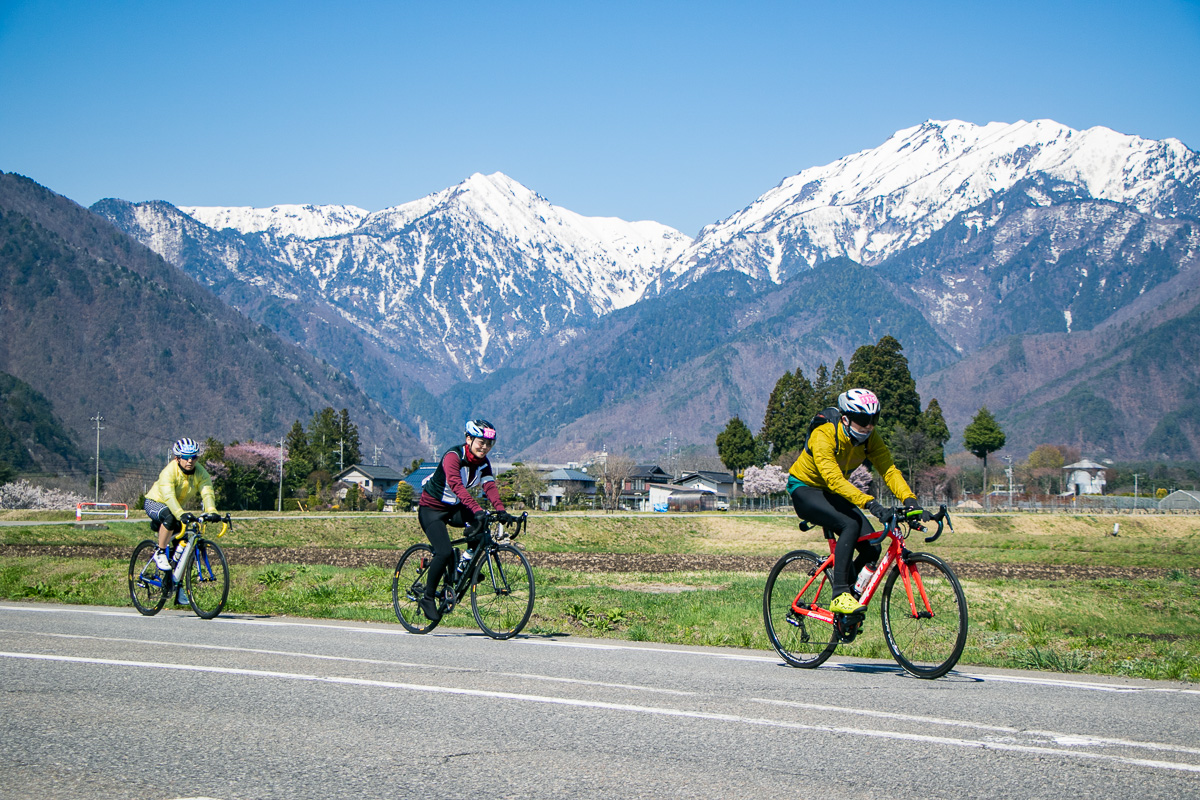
top-left (185, 538), bottom-right (229, 619)
top-left (471, 544), bottom-right (534, 639)
top-left (880, 552), bottom-right (968, 679)
top-left (763, 550), bottom-right (838, 668)
top-left (393, 543), bottom-right (440, 634)
top-left (128, 540), bottom-right (169, 616)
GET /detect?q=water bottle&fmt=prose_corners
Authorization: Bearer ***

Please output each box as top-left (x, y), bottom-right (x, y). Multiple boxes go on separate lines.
top-left (174, 541), bottom-right (187, 564)
top-left (458, 549), bottom-right (473, 576)
top-left (853, 564), bottom-right (875, 596)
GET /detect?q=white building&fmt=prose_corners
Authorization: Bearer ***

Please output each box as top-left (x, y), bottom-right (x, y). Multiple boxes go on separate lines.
top-left (1063, 460), bottom-right (1107, 495)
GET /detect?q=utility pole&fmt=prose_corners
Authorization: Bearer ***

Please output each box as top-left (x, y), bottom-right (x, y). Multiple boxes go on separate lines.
top-left (278, 436), bottom-right (285, 513)
top-left (1003, 455), bottom-right (1013, 510)
top-left (339, 439), bottom-right (345, 471)
top-left (90, 413), bottom-right (104, 502)
top-left (374, 444), bottom-right (382, 466)
top-left (1133, 473), bottom-right (1141, 512)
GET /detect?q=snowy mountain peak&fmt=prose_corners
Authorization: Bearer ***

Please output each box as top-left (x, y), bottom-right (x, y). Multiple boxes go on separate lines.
top-left (664, 118), bottom-right (1200, 287)
top-left (179, 202), bottom-right (370, 240)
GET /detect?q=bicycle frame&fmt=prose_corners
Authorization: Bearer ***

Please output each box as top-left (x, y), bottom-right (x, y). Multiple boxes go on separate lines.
top-left (170, 517), bottom-right (231, 584)
top-left (791, 507), bottom-right (950, 624)
top-left (437, 512), bottom-right (528, 608)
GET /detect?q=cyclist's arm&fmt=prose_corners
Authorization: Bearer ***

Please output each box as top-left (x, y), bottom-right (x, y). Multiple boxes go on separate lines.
top-left (809, 425), bottom-right (872, 508)
top-left (865, 433), bottom-right (916, 504)
top-left (479, 463), bottom-right (505, 512)
top-left (441, 450), bottom-right (485, 514)
top-left (195, 464), bottom-right (219, 513)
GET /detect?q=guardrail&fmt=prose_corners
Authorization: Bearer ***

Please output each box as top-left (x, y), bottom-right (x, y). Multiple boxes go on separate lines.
top-left (75, 502), bottom-right (129, 521)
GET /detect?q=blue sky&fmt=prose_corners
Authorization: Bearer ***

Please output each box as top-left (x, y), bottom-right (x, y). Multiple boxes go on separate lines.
top-left (2, 0), bottom-right (1198, 236)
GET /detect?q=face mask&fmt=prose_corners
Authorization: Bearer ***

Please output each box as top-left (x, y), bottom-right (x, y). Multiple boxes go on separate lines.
top-left (842, 419), bottom-right (871, 445)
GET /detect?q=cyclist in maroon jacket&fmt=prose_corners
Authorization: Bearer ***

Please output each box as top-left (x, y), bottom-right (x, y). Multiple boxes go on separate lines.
top-left (416, 419), bottom-right (515, 621)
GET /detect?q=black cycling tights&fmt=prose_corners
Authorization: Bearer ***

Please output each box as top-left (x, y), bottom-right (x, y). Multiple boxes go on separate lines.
top-left (417, 505), bottom-right (475, 600)
top-left (789, 485), bottom-right (881, 597)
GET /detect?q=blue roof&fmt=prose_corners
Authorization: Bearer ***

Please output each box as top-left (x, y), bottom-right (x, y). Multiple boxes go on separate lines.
top-left (401, 462), bottom-right (438, 490)
top-left (546, 468), bottom-right (595, 483)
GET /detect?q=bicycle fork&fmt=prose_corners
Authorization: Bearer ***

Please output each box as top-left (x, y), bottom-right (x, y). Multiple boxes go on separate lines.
top-left (897, 561), bottom-right (934, 619)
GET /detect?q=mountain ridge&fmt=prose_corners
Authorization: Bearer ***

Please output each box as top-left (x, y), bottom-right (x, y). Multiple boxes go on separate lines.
top-left (83, 118), bottom-right (1200, 461)
top-left (0, 172), bottom-right (424, 471)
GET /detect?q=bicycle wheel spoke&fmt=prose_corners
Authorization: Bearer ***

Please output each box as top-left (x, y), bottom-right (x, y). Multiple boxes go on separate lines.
top-left (128, 540), bottom-right (169, 616)
top-left (881, 553), bottom-right (968, 679)
top-left (471, 545), bottom-right (534, 639)
top-left (393, 544), bottom-right (439, 634)
top-left (763, 550), bottom-right (838, 668)
top-left (185, 539), bottom-right (229, 619)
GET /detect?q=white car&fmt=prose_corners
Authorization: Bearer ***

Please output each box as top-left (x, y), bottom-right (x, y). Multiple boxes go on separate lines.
top-left (715, 500), bottom-right (729, 511)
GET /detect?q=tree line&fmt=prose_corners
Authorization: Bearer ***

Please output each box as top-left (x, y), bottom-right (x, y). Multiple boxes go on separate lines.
top-left (716, 335), bottom-right (1007, 501)
top-left (194, 407), bottom-right (364, 511)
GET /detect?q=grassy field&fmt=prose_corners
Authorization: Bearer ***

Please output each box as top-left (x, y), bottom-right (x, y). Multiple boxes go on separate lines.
top-left (2, 510), bottom-right (1199, 680)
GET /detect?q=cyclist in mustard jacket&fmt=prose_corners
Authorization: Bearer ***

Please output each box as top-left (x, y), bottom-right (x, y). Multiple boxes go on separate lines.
top-left (788, 389), bottom-right (926, 615)
top-left (144, 438), bottom-right (220, 571)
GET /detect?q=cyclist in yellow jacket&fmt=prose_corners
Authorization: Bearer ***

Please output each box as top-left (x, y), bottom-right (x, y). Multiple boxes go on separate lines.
top-left (144, 438), bottom-right (220, 571)
top-left (788, 389), bottom-right (926, 615)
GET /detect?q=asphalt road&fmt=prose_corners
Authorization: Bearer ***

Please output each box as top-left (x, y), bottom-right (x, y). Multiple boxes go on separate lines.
top-left (1, 601), bottom-right (1197, 799)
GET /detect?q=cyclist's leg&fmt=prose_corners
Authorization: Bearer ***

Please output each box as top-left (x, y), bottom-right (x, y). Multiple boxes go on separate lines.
top-left (790, 486), bottom-right (866, 598)
top-left (143, 500), bottom-right (179, 569)
top-left (417, 506), bottom-right (454, 614)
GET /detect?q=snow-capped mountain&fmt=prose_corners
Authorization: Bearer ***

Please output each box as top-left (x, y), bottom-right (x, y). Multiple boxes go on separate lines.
top-left (181, 203), bottom-right (370, 239)
top-left (657, 119), bottom-right (1200, 290)
top-left (99, 172), bottom-right (691, 382)
top-left (92, 120), bottom-right (1200, 459)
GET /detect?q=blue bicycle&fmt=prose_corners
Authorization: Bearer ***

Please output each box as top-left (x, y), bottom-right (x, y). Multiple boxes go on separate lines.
top-left (129, 512), bottom-right (232, 619)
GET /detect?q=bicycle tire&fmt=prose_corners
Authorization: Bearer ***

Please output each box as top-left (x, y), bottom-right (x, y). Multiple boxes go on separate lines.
top-left (880, 552), bottom-right (968, 679)
top-left (763, 550), bottom-right (838, 668)
top-left (393, 543), bottom-right (440, 634)
top-left (185, 538), bottom-right (229, 619)
top-left (128, 539), bottom-right (169, 616)
top-left (470, 544), bottom-right (534, 639)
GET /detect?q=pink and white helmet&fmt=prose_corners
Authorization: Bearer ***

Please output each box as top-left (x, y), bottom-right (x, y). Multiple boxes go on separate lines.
top-left (837, 389), bottom-right (880, 425)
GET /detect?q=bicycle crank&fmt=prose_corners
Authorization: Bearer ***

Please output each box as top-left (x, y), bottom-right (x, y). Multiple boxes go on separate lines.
top-left (834, 611), bottom-right (865, 643)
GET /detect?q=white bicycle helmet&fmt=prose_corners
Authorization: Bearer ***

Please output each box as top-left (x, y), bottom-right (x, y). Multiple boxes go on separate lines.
top-left (172, 437), bottom-right (201, 458)
top-left (837, 389), bottom-right (880, 444)
top-left (464, 419), bottom-right (497, 440)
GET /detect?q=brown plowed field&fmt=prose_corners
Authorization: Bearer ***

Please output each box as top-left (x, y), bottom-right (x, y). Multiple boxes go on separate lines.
top-left (4, 544), bottom-right (1196, 581)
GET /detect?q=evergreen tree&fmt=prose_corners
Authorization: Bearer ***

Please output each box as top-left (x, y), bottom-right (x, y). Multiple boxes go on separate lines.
top-left (919, 398), bottom-right (950, 465)
top-left (812, 365), bottom-right (830, 412)
top-left (760, 369), bottom-right (814, 459)
top-left (338, 408), bottom-right (362, 466)
top-left (963, 407), bottom-right (1006, 506)
top-left (284, 420), bottom-right (309, 464)
top-left (716, 417), bottom-right (757, 476)
top-left (846, 336), bottom-right (921, 437)
top-left (307, 408), bottom-right (341, 473)
top-left (828, 358), bottom-right (847, 406)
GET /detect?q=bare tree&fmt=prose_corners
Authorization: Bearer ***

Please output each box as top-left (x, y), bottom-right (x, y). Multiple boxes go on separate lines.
top-left (600, 454), bottom-right (635, 513)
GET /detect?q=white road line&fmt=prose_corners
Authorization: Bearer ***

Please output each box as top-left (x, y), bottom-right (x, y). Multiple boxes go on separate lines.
top-left (3, 650), bottom-right (1199, 775)
top-left (3, 604), bottom-right (1197, 697)
top-left (752, 698), bottom-right (1200, 756)
top-left (0, 629), bottom-right (694, 696)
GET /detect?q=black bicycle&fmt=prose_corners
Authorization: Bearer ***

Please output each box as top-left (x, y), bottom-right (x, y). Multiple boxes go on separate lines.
top-left (392, 511), bottom-right (534, 639)
top-left (129, 512), bottom-right (233, 619)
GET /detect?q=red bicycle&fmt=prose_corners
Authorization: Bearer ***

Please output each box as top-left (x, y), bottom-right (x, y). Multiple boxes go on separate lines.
top-left (762, 505), bottom-right (967, 679)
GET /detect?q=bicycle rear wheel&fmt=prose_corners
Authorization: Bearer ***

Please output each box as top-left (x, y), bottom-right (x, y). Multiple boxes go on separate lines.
top-left (128, 540), bottom-right (169, 616)
top-left (880, 552), bottom-right (968, 679)
top-left (471, 544), bottom-right (534, 639)
top-left (185, 538), bottom-right (229, 619)
top-left (393, 543), bottom-right (440, 634)
top-left (763, 550), bottom-right (838, 668)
